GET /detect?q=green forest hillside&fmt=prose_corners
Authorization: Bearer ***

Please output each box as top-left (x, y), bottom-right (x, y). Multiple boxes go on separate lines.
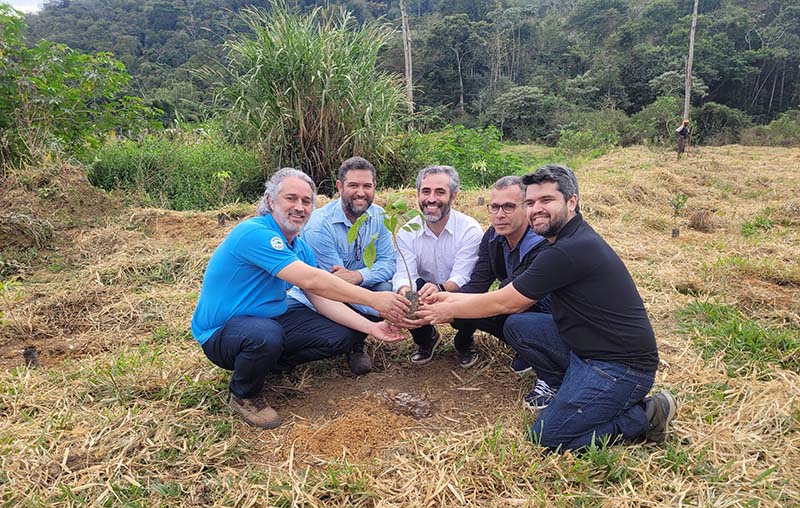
top-left (22, 0), bottom-right (800, 135)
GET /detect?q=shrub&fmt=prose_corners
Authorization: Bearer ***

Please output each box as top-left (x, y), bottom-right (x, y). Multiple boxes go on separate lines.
top-left (695, 102), bottom-right (752, 145)
top-left (740, 110), bottom-right (800, 147)
top-left (622, 96), bottom-right (681, 146)
top-left (89, 131), bottom-right (263, 211)
top-left (0, 5), bottom-right (156, 165)
top-left (414, 125), bottom-right (526, 188)
top-left (486, 86), bottom-right (571, 142)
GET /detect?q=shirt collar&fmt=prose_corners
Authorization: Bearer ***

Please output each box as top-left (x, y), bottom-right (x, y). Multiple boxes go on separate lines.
top-left (554, 213), bottom-right (584, 242)
top-left (423, 211), bottom-right (455, 236)
top-left (263, 213), bottom-right (293, 248)
top-left (490, 225), bottom-right (545, 256)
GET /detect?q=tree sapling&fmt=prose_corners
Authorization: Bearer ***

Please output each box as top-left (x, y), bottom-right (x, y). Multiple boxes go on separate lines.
top-left (348, 196), bottom-right (422, 317)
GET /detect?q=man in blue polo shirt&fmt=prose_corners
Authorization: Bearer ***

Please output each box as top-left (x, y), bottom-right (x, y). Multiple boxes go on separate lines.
top-left (192, 168), bottom-right (408, 429)
top-left (419, 164), bottom-right (677, 451)
top-left (288, 156), bottom-right (396, 374)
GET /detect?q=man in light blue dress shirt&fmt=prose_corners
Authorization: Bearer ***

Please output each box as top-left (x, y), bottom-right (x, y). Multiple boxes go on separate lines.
top-left (289, 156), bottom-right (396, 374)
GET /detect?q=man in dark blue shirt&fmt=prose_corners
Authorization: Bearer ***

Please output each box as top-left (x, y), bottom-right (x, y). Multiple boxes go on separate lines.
top-left (452, 176), bottom-right (552, 383)
top-left (419, 164), bottom-right (677, 451)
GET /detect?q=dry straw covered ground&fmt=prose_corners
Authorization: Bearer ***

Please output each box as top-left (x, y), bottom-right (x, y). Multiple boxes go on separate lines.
top-left (0, 145), bottom-right (798, 507)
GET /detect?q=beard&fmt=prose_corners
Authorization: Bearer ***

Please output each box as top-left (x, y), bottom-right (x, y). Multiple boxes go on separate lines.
top-left (273, 206), bottom-right (308, 235)
top-left (531, 208), bottom-right (569, 238)
top-left (420, 200), bottom-right (452, 224)
top-left (342, 193), bottom-right (373, 220)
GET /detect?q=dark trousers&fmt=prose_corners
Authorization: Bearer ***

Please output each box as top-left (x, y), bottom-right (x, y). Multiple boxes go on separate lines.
top-left (410, 278), bottom-right (437, 347)
top-left (451, 315), bottom-right (507, 352)
top-left (451, 297), bottom-right (551, 353)
top-left (201, 302), bottom-right (366, 398)
top-left (504, 312), bottom-right (654, 451)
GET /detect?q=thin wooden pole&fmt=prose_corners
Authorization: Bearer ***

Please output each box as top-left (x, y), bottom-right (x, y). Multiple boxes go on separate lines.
top-left (399, 0), bottom-right (414, 116)
top-left (682, 0), bottom-right (699, 121)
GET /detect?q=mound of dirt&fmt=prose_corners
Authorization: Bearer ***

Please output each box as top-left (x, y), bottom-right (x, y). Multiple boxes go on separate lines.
top-left (291, 395), bottom-right (415, 461)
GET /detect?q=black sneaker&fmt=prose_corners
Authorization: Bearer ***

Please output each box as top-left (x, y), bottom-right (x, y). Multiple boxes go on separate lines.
top-left (644, 390), bottom-right (678, 443)
top-left (347, 342), bottom-right (372, 375)
top-left (510, 354), bottom-right (533, 376)
top-left (410, 328), bottom-right (441, 365)
top-left (523, 379), bottom-right (557, 410)
top-left (456, 348), bottom-right (480, 369)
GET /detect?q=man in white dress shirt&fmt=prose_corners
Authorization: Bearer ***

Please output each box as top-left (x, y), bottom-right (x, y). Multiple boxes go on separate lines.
top-left (392, 165), bottom-right (483, 365)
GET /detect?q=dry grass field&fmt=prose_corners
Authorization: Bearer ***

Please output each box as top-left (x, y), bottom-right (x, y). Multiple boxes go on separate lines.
top-left (1, 145), bottom-right (798, 507)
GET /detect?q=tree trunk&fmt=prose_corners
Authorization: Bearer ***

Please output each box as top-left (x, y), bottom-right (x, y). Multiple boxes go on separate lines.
top-left (399, 0), bottom-right (414, 116)
top-left (453, 48), bottom-right (465, 114)
top-left (682, 0), bottom-right (699, 121)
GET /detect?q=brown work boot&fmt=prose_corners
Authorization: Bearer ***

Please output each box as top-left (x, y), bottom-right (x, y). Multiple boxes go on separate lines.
top-left (228, 392), bottom-right (281, 429)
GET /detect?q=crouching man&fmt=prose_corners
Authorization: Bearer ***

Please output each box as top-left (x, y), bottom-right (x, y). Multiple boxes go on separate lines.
top-left (418, 164), bottom-right (677, 451)
top-left (191, 168), bottom-right (408, 429)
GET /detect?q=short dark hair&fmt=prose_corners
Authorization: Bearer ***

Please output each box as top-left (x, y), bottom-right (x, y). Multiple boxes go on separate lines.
top-left (522, 164), bottom-right (580, 213)
top-left (337, 156), bottom-right (376, 184)
top-left (493, 175), bottom-right (525, 195)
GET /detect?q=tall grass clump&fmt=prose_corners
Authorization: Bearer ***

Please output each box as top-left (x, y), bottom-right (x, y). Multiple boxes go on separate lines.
top-left (89, 131), bottom-right (263, 211)
top-left (213, 2), bottom-right (407, 194)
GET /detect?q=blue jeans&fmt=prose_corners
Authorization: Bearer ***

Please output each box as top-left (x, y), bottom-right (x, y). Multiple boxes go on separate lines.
top-left (503, 312), bottom-right (568, 388)
top-left (504, 313), bottom-right (654, 451)
top-left (201, 302), bottom-right (366, 398)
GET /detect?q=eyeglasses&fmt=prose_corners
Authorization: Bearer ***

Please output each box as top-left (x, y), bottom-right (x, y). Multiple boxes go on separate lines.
top-left (487, 202), bottom-right (521, 214)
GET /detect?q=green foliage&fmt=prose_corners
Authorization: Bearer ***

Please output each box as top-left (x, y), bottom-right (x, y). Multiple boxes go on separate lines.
top-left (348, 195), bottom-right (421, 285)
top-left (21, 0), bottom-right (800, 139)
top-left (740, 110), bottom-right (800, 147)
top-left (670, 192), bottom-right (688, 218)
top-left (677, 301), bottom-right (800, 376)
top-left (486, 86), bottom-right (571, 142)
top-left (741, 213), bottom-right (773, 237)
top-left (622, 96), bottom-right (681, 146)
top-left (695, 102), bottom-right (752, 145)
top-left (0, 5), bottom-right (156, 164)
top-left (415, 125), bottom-right (525, 188)
top-left (215, 3), bottom-right (406, 194)
top-left (89, 130), bottom-right (263, 211)
top-left (555, 110), bottom-right (625, 157)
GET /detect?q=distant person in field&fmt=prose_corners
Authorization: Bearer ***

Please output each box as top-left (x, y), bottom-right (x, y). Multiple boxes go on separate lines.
top-left (418, 164), bottom-right (677, 451)
top-left (288, 156), bottom-right (396, 374)
top-left (676, 119), bottom-right (690, 160)
top-left (191, 168), bottom-right (408, 429)
top-left (450, 176), bottom-right (555, 385)
top-left (392, 165), bottom-right (483, 366)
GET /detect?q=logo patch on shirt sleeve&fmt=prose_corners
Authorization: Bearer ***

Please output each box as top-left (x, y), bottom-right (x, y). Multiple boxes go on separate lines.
top-left (270, 236), bottom-right (285, 250)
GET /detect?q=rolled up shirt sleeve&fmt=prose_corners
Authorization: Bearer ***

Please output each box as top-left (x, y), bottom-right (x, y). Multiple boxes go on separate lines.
top-left (446, 220), bottom-right (483, 288)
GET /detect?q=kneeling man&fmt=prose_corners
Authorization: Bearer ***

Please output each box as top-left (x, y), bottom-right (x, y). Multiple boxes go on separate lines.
top-left (192, 168), bottom-right (408, 429)
top-left (419, 164), bottom-right (677, 451)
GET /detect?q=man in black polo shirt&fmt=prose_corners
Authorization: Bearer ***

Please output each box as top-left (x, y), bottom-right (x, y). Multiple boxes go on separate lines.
top-left (418, 164), bottom-right (677, 451)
